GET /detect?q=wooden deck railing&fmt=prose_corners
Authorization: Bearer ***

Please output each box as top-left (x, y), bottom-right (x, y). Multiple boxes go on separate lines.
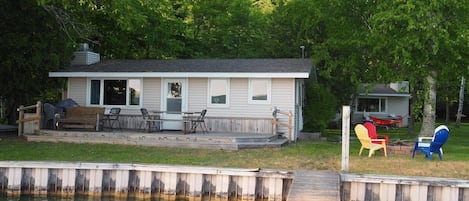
top-left (272, 106), bottom-right (293, 142)
top-left (16, 101), bottom-right (42, 136)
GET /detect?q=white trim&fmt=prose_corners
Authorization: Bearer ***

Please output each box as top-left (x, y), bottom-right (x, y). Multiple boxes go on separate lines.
top-left (248, 78), bottom-right (271, 105)
top-left (207, 78), bottom-right (230, 108)
top-left (50, 72), bottom-right (309, 78)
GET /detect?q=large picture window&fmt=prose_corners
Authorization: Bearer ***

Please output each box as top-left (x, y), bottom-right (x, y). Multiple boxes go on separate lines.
top-left (356, 97), bottom-right (386, 113)
top-left (248, 79), bottom-right (271, 104)
top-left (208, 79), bottom-right (229, 107)
top-left (104, 80), bottom-right (126, 105)
top-left (89, 79), bottom-right (141, 106)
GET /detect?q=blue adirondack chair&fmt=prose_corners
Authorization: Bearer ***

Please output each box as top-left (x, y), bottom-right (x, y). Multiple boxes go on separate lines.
top-left (412, 125), bottom-right (449, 160)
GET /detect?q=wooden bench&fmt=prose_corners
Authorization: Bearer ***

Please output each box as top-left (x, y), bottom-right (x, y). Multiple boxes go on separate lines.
top-left (57, 106), bottom-right (105, 131)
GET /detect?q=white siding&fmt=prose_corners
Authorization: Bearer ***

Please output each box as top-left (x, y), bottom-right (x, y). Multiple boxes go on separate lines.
top-left (271, 79), bottom-right (295, 113)
top-left (387, 96), bottom-right (409, 126)
top-left (67, 78), bottom-right (87, 105)
top-left (186, 78), bottom-right (296, 118)
top-left (187, 78), bottom-right (207, 112)
top-left (65, 77), bottom-right (297, 115)
top-left (142, 78), bottom-right (161, 111)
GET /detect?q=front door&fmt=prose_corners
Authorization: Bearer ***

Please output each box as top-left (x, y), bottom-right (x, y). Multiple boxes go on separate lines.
top-left (161, 79), bottom-right (187, 130)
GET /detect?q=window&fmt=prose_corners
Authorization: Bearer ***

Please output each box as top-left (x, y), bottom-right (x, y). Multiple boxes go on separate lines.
top-left (356, 97), bottom-right (386, 113)
top-left (104, 80), bottom-right (126, 105)
top-left (248, 79), bottom-right (271, 104)
top-left (90, 80), bottom-right (100, 105)
top-left (89, 79), bottom-right (141, 106)
top-left (129, 79), bottom-right (140, 105)
top-left (208, 79), bottom-right (229, 107)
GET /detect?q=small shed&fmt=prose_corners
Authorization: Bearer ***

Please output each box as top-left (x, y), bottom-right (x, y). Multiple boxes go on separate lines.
top-left (352, 82), bottom-right (410, 127)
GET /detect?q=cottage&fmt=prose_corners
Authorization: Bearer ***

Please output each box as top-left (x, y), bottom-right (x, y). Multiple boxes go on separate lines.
top-left (49, 47), bottom-right (311, 141)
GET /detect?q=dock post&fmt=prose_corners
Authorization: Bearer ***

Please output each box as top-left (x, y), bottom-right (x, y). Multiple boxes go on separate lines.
top-left (341, 105), bottom-right (350, 172)
top-left (6, 167), bottom-right (22, 196)
top-left (32, 168), bottom-right (48, 195)
top-left (88, 169), bottom-right (103, 196)
top-left (136, 170), bottom-right (152, 199)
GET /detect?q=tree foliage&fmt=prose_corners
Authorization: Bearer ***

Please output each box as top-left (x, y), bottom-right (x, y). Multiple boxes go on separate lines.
top-left (2, 0), bottom-right (468, 134)
top-left (367, 0), bottom-right (469, 135)
top-left (0, 0), bottom-right (73, 124)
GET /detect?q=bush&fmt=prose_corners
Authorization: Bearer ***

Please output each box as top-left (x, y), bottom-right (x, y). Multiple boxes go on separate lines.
top-left (303, 82), bottom-right (337, 132)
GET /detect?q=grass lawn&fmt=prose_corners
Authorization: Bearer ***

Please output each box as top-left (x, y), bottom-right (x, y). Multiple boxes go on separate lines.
top-left (0, 122), bottom-right (468, 179)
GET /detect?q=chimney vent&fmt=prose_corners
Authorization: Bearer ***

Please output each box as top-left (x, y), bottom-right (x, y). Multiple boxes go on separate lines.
top-left (71, 43), bottom-right (100, 65)
top-left (79, 43), bottom-right (89, 51)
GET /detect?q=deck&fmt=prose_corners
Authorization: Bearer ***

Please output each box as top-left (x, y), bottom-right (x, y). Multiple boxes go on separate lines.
top-left (25, 129), bottom-right (289, 151)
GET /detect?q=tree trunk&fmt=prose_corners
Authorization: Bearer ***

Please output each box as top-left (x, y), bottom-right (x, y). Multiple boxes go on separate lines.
top-left (419, 72), bottom-right (437, 137)
top-left (455, 76), bottom-right (465, 128)
top-left (407, 86), bottom-right (418, 135)
top-left (445, 96), bottom-right (449, 124)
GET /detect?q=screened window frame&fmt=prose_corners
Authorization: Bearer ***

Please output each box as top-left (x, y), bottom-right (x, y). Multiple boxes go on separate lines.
top-left (248, 78), bottom-right (271, 104)
top-left (355, 97), bottom-right (387, 113)
top-left (87, 78), bottom-right (143, 107)
top-left (207, 78), bottom-right (230, 108)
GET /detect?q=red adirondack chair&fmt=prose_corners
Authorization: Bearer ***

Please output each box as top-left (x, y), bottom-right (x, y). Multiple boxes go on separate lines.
top-left (363, 121), bottom-right (389, 144)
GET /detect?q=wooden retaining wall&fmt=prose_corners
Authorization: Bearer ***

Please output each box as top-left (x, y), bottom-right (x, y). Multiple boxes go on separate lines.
top-left (2, 161), bottom-right (468, 201)
top-left (117, 115), bottom-right (274, 134)
top-left (341, 173), bottom-right (469, 201)
top-left (0, 161), bottom-right (292, 200)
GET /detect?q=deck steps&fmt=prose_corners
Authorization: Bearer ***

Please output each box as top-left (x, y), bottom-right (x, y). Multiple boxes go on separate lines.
top-left (25, 130), bottom-right (289, 150)
top-left (287, 170), bottom-right (340, 201)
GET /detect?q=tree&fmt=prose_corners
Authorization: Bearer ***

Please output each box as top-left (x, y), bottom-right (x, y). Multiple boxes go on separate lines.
top-left (367, 1), bottom-right (469, 136)
top-left (456, 76), bottom-right (465, 128)
top-left (188, 0), bottom-right (271, 58)
top-left (0, 0), bottom-right (74, 124)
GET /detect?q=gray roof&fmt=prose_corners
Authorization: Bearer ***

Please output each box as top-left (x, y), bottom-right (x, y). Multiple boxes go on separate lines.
top-left (359, 84), bottom-right (410, 97)
top-left (57, 59), bottom-right (312, 73)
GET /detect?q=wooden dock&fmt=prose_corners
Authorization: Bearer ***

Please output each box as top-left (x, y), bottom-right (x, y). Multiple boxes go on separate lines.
top-left (287, 170), bottom-right (340, 201)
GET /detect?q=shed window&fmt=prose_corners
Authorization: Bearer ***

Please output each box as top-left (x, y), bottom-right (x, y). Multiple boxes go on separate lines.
top-left (248, 79), bottom-right (271, 104)
top-left (208, 79), bottom-right (229, 107)
top-left (356, 97), bottom-right (386, 113)
top-left (89, 79), bottom-right (141, 106)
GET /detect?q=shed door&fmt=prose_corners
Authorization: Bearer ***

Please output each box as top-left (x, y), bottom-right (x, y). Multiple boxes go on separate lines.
top-left (161, 79), bottom-right (187, 130)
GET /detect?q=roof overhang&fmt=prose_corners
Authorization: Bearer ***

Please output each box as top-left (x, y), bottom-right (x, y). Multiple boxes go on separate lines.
top-left (49, 72), bottom-right (310, 78)
top-left (359, 93), bottom-right (410, 97)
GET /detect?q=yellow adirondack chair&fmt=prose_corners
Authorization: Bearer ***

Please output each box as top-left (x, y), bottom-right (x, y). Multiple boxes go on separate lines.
top-left (354, 124), bottom-right (387, 157)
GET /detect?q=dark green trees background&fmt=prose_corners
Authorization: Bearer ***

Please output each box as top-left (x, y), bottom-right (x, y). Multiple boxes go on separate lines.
top-left (1, 0), bottom-right (468, 133)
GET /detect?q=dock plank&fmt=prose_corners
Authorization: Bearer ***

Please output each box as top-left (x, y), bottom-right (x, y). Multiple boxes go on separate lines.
top-left (287, 170), bottom-right (340, 201)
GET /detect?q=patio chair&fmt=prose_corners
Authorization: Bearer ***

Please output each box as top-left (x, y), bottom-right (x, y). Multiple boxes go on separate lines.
top-left (412, 125), bottom-right (449, 160)
top-left (363, 121), bottom-right (389, 144)
top-left (103, 108), bottom-right (121, 131)
top-left (191, 109), bottom-right (208, 133)
top-left (354, 124), bottom-right (387, 157)
top-left (42, 103), bottom-right (57, 129)
top-left (140, 108), bottom-right (160, 132)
